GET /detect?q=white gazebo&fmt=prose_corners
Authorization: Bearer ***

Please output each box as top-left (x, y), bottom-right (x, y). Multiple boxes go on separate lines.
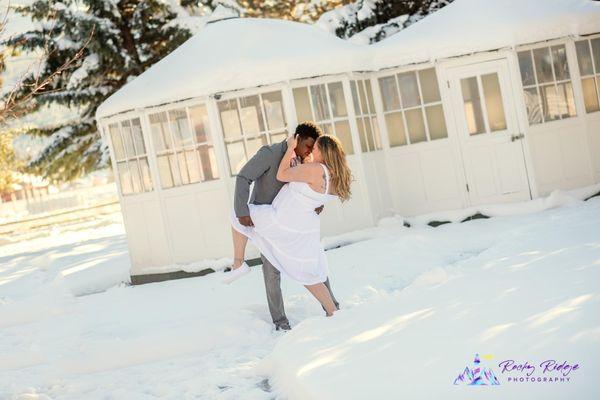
top-left (96, 0), bottom-right (600, 282)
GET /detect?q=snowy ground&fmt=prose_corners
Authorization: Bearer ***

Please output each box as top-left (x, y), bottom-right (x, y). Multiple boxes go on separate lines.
top-left (1, 192), bottom-right (599, 399)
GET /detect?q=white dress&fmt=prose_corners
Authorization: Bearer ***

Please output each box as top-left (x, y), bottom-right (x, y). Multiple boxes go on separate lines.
top-left (231, 163), bottom-right (338, 285)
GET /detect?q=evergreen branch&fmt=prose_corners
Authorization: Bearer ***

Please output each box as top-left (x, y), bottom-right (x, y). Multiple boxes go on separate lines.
top-left (0, 25), bottom-right (95, 124)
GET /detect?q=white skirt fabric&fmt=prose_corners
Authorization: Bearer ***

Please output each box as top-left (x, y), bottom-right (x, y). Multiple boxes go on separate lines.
top-left (231, 177), bottom-right (337, 285)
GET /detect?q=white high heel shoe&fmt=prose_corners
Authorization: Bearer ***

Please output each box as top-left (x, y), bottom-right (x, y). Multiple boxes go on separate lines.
top-left (221, 262), bottom-right (251, 284)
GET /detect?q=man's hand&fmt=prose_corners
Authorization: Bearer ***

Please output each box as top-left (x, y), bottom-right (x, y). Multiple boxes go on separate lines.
top-left (314, 205), bottom-right (324, 215)
top-left (238, 215), bottom-right (254, 227)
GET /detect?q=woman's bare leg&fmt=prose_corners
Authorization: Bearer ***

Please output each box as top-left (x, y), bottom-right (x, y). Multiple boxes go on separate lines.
top-left (231, 227), bottom-right (248, 269)
top-left (305, 282), bottom-right (337, 316)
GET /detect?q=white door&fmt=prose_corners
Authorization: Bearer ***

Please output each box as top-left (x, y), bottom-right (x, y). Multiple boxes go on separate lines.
top-left (447, 59), bottom-right (532, 206)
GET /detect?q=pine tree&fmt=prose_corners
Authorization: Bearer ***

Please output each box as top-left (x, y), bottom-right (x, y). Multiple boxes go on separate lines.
top-left (317, 0), bottom-right (454, 44)
top-left (2, 1), bottom-right (200, 181)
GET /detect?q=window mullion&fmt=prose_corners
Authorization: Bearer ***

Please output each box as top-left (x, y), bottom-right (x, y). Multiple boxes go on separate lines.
top-left (394, 74), bottom-right (411, 145)
top-left (257, 94), bottom-right (271, 143)
top-left (528, 50), bottom-right (546, 123)
top-left (117, 122), bottom-right (133, 194)
top-left (415, 71), bottom-right (431, 141)
top-left (476, 74), bottom-right (492, 134)
top-left (165, 112), bottom-right (183, 186)
top-left (324, 83), bottom-right (337, 136)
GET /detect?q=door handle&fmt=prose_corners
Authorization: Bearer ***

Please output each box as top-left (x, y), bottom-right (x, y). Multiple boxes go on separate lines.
top-left (511, 133), bottom-right (525, 142)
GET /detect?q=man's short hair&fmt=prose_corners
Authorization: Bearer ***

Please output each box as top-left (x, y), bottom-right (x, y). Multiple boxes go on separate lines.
top-left (294, 121), bottom-right (322, 141)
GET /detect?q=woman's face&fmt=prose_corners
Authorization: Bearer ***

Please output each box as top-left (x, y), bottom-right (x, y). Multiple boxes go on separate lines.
top-left (311, 140), bottom-right (323, 163)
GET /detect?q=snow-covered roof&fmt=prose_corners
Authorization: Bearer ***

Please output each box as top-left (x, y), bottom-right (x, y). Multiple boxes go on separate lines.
top-left (96, 18), bottom-right (366, 119)
top-left (371, 0), bottom-right (600, 70)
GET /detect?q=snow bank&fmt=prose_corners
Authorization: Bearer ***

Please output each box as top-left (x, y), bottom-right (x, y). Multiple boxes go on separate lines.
top-left (2, 189), bottom-right (599, 398)
top-left (259, 197), bottom-right (600, 399)
top-left (321, 183), bottom-right (600, 250)
top-left (371, 0), bottom-right (600, 69)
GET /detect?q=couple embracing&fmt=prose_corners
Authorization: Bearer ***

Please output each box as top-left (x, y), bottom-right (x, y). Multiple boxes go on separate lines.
top-left (222, 122), bottom-right (352, 331)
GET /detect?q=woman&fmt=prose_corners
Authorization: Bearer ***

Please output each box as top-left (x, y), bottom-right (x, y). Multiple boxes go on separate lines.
top-left (224, 134), bottom-right (352, 316)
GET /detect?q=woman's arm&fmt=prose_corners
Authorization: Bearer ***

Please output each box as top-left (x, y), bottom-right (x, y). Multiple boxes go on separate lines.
top-left (276, 136), bottom-right (321, 184)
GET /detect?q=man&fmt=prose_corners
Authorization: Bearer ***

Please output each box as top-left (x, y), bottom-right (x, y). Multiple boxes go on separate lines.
top-left (234, 121), bottom-right (340, 331)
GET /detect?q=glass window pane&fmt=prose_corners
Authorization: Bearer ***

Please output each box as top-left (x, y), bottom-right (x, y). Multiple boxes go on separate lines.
top-left (398, 71), bottom-right (421, 108)
top-left (405, 109), bottom-right (427, 144)
top-left (109, 123), bottom-right (125, 160)
top-left (293, 87), bottom-right (313, 122)
top-left (419, 68), bottom-right (441, 103)
top-left (262, 91), bottom-right (286, 130)
top-left (551, 45), bottom-right (570, 82)
top-left (582, 77), bottom-right (600, 113)
top-left (385, 112), bottom-right (407, 147)
top-left (540, 84), bottom-right (560, 122)
top-left (117, 161), bottom-right (133, 194)
top-left (198, 145), bottom-right (219, 181)
top-left (379, 76), bottom-right (400, 111)
top-left (189, 104), bottom-right (210, 144)
top-left (149, 112), bottom-right (171, 151)
top-left (218, 99), bottom-right (242, 139)
top-left (364, 117), bottom-right (375, 151)
top-left (481, 73), bottom-right (507, 132)
top-left (157, 154), bottom-right (174, 188)
top-left (334, 120), bottom-right (354, 155)
top-left (186, 149), bottom-right (201, 183)
top-left (177, 151), bottom-right (190, 184)
top-left (533, 47), bottom-right (554, 84)
top-left (358, 81), bottom-right (369, 114)
top-left (310, 84), bottom-right (331, 121)
top-left (131, 118), bottom-right (146, 156)
top-left (120, 120), bottom-right (136, 158)
top-left (425, 105), bottom-right (448, 140)
top-left (371, 116), bottom-right (382, 150)
top-left (350, 81), bottom-right (361, 114)
top-left (557, 82), bottom-right (576, 118)
top-left (129, 160), bottom-right (142, 193)
top-left (169, 153), bottom-right (181, 186)
top-left (169, 109), bottom-right (193, 148)
top-left (365, 80), bottom-right (376, 113)
top-left (226, 141), bottom-right (246, 175)
top-left (575, 40), bottom-right (594, 76)
top-left (357, 118), bottom-right (368, 152)
top-left (320, 123), bottom-right (333, 135)
top-left (461, 77), bottom-right (486, 135)
top-left (245, 135), bottom-right (268, 159)
top-left (328, 82), bottom-right (347, 118)
top-left (270, 132), bottom-right (287, 144)
top-left (518, 51), bottom-right (536, 86)
top-left (524, 88), bottom-right (543, 125)
top-left (139, 157), bottom-right (153, 191)
top-left (239, 95), bottom-right (265, 135)
top-left (591, 38), bottom-right (600, 74)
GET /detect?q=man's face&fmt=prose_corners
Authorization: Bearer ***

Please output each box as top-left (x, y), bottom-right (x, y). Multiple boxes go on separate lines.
top-left (294, 136), bottom-right (316, 160)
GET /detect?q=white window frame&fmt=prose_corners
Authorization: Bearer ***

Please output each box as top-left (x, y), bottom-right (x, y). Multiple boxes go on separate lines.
top-left (217, 89), bottom-right (289, 176)
top-left (107, 117), bottom-right (154, 196)
top-left (290, 77), bottom-right (355, 155)
top-left (350, 77), bottom-right (383, 152)
top-left (376, 65), bottom-right (448, 147)
top-left (148, 102), bottom-right (220, 189)
top-left (574, 33), bottom-right (600, 115)
top-left (516, 42), bottom-right (577, 125)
